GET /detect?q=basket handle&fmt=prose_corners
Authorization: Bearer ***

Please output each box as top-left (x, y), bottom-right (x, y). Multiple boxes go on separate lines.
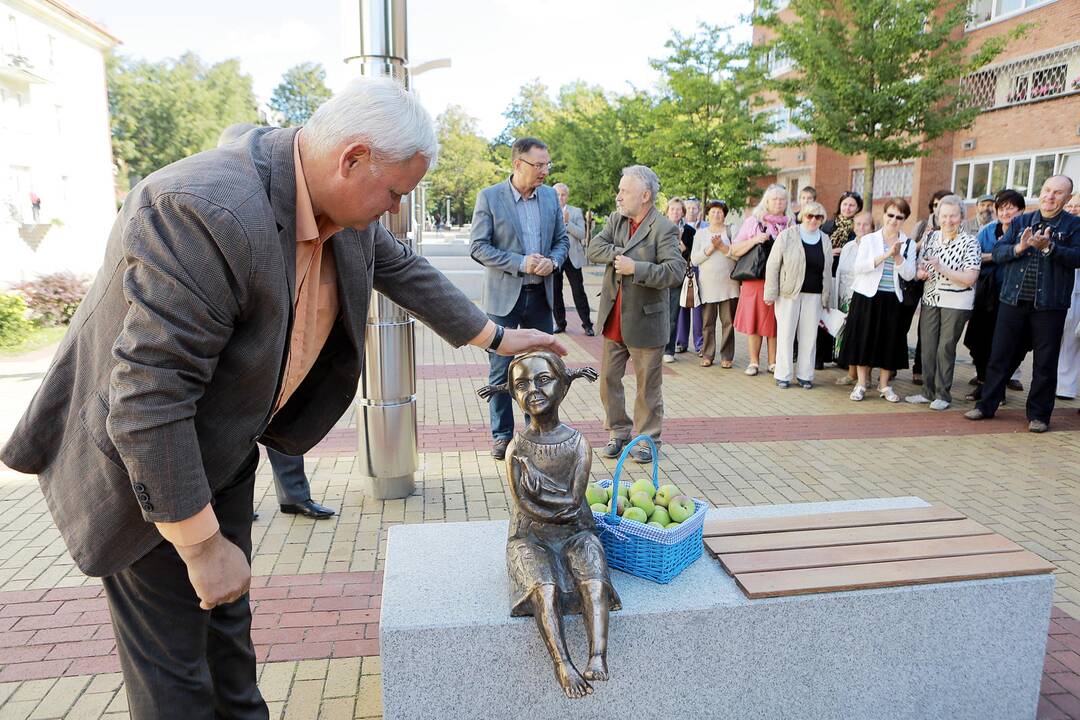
top-left (608, 434), bottom-right (659, 520)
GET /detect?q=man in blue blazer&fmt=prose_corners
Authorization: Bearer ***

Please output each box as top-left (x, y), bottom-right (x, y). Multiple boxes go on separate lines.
top-left (471, 138), bottom-right (570, 459)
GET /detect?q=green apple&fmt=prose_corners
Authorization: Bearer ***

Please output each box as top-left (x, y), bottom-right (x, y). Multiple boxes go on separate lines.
top-left (623, 506), bottom-right (648, 523)
top-left (664, 521), bottom-right (681, 530)
top-left (649, 506), bottom-right (670, 526)
top-left (630, 491), bottom-right (655, 518)
top-left (585, 483), bottom-right (607, 507)
top-left (647, 521), bottom-right (665, 530)
top-left (654, 484), bottom-right (680, 508)
top-left (667, 495), bottom-right (695, 523)
top-left (590, 503), bottom-right (608, 513)
top-left (629, 478), bottom-right (656, 499)
top-left (616, 484), bottom-right (631, 500)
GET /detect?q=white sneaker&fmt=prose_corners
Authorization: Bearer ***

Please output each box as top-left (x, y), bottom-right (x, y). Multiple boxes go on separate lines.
top-left (767, 363), bottom-right (777, 373)
top-left (849, 385), bottom-right (866, 401)
top-left (662, 354), bottom-right (675, 363)
top-left (929, 399), bottom-right (950, 411)
top-left (744, 364), bottom-right (759, 376)
top-left (905, 394), bottom-right (930, 404)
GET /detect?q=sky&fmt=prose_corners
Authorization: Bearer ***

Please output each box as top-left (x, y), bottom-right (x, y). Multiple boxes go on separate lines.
top-left (74, 0), bottom-right (754, 139)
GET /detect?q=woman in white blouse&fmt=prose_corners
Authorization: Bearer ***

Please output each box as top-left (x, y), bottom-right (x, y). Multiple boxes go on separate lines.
top-left (905, 195), bottom-right (981, 410)
top-left (833, 211), bottom-right (875, 386)
top-left (837, 198), bottom-right (918, 402)
top-left (690, 200), bottom-right (741, 367)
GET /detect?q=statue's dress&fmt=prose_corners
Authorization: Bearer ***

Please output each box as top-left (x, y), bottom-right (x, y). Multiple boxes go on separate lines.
top-left (506, 431), bottom-right (622, 617)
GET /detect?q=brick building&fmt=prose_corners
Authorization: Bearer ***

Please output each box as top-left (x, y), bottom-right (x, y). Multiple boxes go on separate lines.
top-left (753, 0), bottom-right (1080, 229)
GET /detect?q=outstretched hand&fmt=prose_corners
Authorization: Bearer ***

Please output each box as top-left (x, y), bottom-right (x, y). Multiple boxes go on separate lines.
top-left (496, 328), bottom-right (568, 357)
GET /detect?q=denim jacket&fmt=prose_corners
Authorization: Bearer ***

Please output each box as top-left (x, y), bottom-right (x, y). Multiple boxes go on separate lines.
top-left (994, 210), bottom-right (1080, 310)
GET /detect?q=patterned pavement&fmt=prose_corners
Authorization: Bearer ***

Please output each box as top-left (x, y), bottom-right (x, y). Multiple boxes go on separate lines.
top-left (2, 266), bottom-right (1080, 718)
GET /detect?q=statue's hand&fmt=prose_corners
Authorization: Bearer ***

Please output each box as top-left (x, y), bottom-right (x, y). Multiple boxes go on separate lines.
top-left (515, 455), bottom-right (541, 494)
top-left (579, 367), bottom-right (598, 382)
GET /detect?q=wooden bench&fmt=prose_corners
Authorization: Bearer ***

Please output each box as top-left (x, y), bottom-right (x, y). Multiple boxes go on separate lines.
top-left (704, 503), bottom-right (1055, 598)
top-left (379, 497), bottom-right (1054, 719)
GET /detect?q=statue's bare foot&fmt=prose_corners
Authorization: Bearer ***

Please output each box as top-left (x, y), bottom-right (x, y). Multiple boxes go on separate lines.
top-left (583, 654), bottom-right (608, 681)
top-left (554, 661), bottom-right (592, 699)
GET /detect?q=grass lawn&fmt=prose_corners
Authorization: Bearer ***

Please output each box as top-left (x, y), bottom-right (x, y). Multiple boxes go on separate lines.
top-left (0, 325), bottom-right (66, 358)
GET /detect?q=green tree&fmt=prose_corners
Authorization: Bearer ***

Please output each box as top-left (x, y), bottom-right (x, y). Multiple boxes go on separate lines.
top-left (269, 62), bottom-right (333, 127)
top-left (426, 106), bottom-right (503, 225)
top-left (543, 83), bottom-right (636, 214)
top-left (495, 78), bottom-right (556, 146)
top-left (630, 25), bottom-right (775, 210)
top-left (758, 0), bottom-right (1025, 207)
top-left (107, 52), bottom-right (259, 188)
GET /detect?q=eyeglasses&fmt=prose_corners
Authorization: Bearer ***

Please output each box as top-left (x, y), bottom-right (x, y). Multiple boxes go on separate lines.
top-left (804, 214), bottom-right (825, 221)
top-left (885, 212), bottom-right (907, 220)
top-left (518, 158), bottom-right (553, 172)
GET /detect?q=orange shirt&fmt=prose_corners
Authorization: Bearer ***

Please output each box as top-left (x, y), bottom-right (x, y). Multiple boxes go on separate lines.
top-left (272, 131), bottom-right (342, 413)
top-left (602, 218), bottom-right (641, 344)
top-left (156, 130), bottom-right (341, 547)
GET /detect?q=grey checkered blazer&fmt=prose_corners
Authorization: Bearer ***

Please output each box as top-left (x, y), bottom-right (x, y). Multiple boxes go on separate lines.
top-left (0, 127), bottom-right (487, 577)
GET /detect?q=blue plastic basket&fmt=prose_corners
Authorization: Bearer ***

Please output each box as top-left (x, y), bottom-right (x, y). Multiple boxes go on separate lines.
top-left (591, 435), bottom-right (706, 584)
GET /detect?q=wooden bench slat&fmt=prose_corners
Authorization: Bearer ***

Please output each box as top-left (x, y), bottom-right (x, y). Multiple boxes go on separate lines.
top-left (703, 504), bottom-right (964, 538)
top-left (705, 518), bottom-right (990, 555)
top-left (734, 550), bottom-right (1056, 599)
top-left (717, 534), bottom-right (1022, 575)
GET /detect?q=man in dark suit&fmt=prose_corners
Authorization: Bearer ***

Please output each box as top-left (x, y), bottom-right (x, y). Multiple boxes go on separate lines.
top-left (0, 76), bottom-right (562, 718)
top-left (551, 182), bottom-right (593, 335)
top-left (470, 137), bottom-right (569, 460)
top-left (588, 165), bottom-right (685, 464)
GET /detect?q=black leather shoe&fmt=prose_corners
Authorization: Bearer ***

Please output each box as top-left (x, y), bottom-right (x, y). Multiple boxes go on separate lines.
top-left (601, 437), bottom-right (627, 458)
top-left (630, 444), bottom-right (653, 464)
top-left (280, 499), bottom-right (335, 519)
top-left (492, 437), bottom-right (510, 461)
top-left (584, 326), bottom-right (595, 336)
top-left (1007, 379), bottom-right (1024, 392)
top-left (553, 326), bottom-right (566, 334)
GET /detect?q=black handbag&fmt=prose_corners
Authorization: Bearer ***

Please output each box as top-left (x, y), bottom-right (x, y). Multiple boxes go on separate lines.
top-left (730, 223), bottom-right (773, 281)
top-left (898, 239), bottom-right (922, 307)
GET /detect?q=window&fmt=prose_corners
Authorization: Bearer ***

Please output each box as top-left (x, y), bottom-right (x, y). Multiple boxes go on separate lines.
top-left (852, 164), bottom-right (914, 198)
top-left (1032, 155), bottom-right (1056, 193)
top-left (953, 149), bottom-right (1079, 201)
top-left (1011, 158), bottom-right (1032, 195)
top-left (763, 105), bottom-right (807, 143)
top-left (954, 163), bottom-right (971, 198)
top-left (967, 0), bottom-right (1055, 27)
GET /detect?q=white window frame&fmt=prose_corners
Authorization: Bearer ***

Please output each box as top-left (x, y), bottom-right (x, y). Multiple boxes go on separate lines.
top-left (967, 0), bottom-right (1057, 30)
top-left (951, 147), bottom-right (1080, 201)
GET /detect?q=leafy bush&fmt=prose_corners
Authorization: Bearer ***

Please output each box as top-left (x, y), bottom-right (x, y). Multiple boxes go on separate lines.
top-left (13, 272), bottom-right (90, 326)
top-left (0, 293), bottom-right (32, 348)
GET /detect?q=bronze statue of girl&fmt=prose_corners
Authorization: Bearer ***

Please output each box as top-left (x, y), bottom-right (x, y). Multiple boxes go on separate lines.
top-left (478, 351), bottom-right (621, 699)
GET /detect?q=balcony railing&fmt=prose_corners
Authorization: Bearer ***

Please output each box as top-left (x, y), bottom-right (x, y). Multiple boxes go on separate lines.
top-left (960, 41), bottom-right (1080, 111)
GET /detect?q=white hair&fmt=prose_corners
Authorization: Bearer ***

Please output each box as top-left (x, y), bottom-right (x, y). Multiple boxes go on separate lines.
top-left (303, 75), bottom-right (439, 169)
top-left (936, 194), bottom-right (965, 224)
top-left (622, 165), bottom-right (660, 201)
top-left (553, 182), bottom-right (569, 193)
top-left (752, 183), bottom-right (789, 220)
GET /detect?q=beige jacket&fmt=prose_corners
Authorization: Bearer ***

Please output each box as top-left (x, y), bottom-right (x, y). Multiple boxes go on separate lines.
top-left (763, 226), bottom-right (832, 308)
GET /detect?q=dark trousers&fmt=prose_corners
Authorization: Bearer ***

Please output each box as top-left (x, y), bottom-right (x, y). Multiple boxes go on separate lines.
top-left (488, 286), bottom-right (554, 439)
top-left (102, 449), bottom-right (267, 720)
top-left (552, 263), bottom-right (592, 331)
top-left (976, 301), bottom-right (1067, 423)
top-left (266, 447), bottom-right (309, 504)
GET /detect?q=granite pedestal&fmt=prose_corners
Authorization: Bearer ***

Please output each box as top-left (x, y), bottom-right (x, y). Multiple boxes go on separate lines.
top-left (379, 497), bottom-right (1053, 720)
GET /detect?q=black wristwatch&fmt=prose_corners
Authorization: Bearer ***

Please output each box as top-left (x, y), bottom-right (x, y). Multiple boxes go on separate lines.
top-left (486, 325), bottom-right (504, 354)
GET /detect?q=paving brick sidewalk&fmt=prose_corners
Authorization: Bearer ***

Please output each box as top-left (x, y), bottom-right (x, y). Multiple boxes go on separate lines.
top-left (2, 265), bottom-right (1079, 718)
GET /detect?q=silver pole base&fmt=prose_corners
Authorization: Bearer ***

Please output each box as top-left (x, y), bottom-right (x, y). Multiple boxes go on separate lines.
top-left (357, 472), bottom-right (416, 500)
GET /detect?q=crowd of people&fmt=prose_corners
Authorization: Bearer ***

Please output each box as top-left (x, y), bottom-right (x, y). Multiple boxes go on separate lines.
top-left (471, 141), bottom-right (1080, 461)
top-left (660, 177), bottom-right (1080, 433)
